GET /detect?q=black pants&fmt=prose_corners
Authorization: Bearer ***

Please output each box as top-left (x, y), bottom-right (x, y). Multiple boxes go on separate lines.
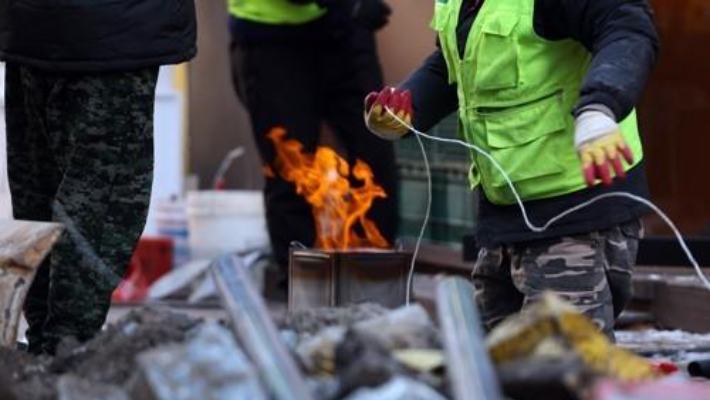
top-left (230, 18), bottom-right (398, 269)
top-left (6, 64), bottom-right (157, 354)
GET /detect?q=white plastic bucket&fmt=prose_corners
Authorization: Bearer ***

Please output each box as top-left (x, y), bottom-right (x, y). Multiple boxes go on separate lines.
top-left (155, 196), bottom-right (190, 267)
top-left (186, 190), bottom-right (270, 260)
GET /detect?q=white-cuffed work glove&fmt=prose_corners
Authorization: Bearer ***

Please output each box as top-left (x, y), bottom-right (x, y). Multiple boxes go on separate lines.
top-left (574, 108), bottom-right (634, 187)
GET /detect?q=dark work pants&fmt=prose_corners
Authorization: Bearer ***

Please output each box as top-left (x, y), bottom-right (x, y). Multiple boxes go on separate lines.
top-left (5, 64), bottom-right (158, 354)
top-left (230, 18), bottom-right (399, 270)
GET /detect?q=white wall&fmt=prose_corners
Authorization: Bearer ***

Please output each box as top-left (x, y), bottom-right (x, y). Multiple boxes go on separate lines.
top-left (0, 65), bottom-right (11, 219)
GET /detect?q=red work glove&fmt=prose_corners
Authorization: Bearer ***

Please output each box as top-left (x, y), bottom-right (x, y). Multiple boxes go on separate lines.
top-left (364, 86), bottom-right (413, 140)
top-left (574, 109), bottom-right (634, 187)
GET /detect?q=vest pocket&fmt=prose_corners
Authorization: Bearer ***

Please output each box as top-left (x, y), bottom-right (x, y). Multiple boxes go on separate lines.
top-left (480, 93), bottom-right (567, 188)
top-left (474, 14), bottom-right (520, 91)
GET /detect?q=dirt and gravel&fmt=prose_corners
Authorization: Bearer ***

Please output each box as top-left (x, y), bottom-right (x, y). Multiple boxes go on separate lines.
top-left (279, 303), bottom-right (390, 335)
top-left (0, 303), bottom-right (446, 400)
top-left (0, 307), bottom-right (201, 400)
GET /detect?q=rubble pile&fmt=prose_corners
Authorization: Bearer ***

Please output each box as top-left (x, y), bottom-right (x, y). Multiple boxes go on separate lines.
top-left (0, 304), bottom-right (449, 400)
top-left (281, 303), bottom-right (447, 400)
top-left (0, 307), bottom-right (201, 400)
top-left (2, 290), bottom-right (710, 400)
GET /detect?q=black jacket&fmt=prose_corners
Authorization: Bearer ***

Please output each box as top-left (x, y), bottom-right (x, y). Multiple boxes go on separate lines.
top-left (400, 0), bottom-right (660, 247)
top-left (0, 0), bottom-right (197, 72)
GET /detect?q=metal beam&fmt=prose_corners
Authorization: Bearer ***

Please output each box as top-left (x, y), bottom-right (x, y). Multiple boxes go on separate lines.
top-left (436, 277), bottom-right (504, 400)
top-left (211, 254), bottom-right (314, 400)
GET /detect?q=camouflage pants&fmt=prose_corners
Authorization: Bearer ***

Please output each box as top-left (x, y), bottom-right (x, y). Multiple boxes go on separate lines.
top-left (5, 64), bottom-right (158, 354)
top-left (472, 220), bottom-right (643, 340)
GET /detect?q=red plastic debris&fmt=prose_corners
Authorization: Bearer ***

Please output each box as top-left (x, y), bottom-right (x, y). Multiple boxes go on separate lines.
top-left (112, 237), bottom-right (173, 303)
top-left (651, 361), bottom-right (679, 375)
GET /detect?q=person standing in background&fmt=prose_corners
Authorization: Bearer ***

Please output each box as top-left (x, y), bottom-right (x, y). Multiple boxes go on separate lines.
top-left (228, 0), bottom-right (399, 282)
top-left (0, 0), bottom-right (197, 354)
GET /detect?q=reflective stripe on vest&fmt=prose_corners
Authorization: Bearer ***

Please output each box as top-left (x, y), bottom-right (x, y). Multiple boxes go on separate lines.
top-left (228, 0), bottom-right (325, 25)
top-left (431, 0), bottom-right (643, 205)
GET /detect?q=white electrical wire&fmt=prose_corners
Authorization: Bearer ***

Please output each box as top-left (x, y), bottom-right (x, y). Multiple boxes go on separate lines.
top-left (384, 108), bottom-right (710, 306)
top-left (405, 133), bottom-right (432, 305)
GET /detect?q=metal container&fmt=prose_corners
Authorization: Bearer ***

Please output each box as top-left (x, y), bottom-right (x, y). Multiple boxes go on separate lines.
top-left (288, 248), bottom-right (411, 312)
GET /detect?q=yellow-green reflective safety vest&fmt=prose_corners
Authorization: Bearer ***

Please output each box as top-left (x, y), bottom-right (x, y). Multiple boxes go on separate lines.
top-left (228, 0), bottom-right (325, 25)
top-left (431, 0), bottom-right (643, 205)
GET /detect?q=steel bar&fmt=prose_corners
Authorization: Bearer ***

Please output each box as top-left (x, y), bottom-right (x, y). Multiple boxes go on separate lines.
top-left (211, 254), bottom-right (314, 400)
top-left (0, 220), bottom-right (63, 346)
top-left (436, 277), bottom-right (504, 400)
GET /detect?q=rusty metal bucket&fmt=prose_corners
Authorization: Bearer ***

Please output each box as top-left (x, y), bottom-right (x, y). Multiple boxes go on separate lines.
top-left (288, 248), bottom-right (411, 312)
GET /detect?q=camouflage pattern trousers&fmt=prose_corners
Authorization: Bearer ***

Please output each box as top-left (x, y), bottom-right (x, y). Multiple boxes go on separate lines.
top-left (5, 64), bottom-right (158, 354)
top-left (472, 219), bottom-right (643, 340)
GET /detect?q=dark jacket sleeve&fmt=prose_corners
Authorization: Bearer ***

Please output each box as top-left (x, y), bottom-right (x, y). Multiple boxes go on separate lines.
top-left (398, 48), bottom-right (459, 132)
top-left (534, 0), bottom-right (660, 120)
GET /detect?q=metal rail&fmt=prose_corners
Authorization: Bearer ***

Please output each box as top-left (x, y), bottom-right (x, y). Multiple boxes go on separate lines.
top-left (211, 254), bottom-right (314, 400)
top-left (436, 277), bottom-right (504, 400)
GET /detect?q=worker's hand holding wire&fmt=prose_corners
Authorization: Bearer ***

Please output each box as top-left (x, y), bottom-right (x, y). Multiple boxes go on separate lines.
top-left (574, 110), bottom-right (634, 187)
top-left (364, 87), bottom-right (413, 140)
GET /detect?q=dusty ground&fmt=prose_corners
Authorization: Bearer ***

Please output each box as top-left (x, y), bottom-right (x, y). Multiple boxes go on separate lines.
top-left (0, 307), bottom-right (201, 400)
top-left (1, 303), bottom-right (444, 400)
top-left (279, 303), bottom-right (390, 335)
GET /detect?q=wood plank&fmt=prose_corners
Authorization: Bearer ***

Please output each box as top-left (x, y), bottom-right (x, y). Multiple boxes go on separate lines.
top-left (0, 220), bottom-right (63, 346)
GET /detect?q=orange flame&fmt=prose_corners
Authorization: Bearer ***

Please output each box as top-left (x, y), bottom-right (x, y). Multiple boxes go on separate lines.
top-left (267, 127), bottom-right (390, 250)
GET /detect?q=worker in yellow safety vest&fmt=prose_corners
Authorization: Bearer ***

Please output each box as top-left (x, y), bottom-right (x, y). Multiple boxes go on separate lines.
top-left (365, 0), bottom-right (660, 340)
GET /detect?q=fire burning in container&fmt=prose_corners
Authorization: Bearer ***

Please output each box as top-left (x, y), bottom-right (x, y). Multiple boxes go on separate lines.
top-left (267, 127), bottom-right (391, 250)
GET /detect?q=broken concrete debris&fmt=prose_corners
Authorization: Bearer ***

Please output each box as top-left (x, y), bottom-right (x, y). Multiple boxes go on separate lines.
top-left (281, 302), bottom-right (389, 336)
top-left (57, 375), bottom-right (129, 400)
top-left (354, 304), bottom-right (439, 350)
top-left (0, 307), bottom-right (201, 400)
top-left (128, 322), bottom-right (267, 400)
top-left (341, 377), bottom-right (450, 400)
top-left (293, 304), bottom-right (439, 376)
top-left (296, 326), bottom-right (346, 375)
top-left (334, 329), bottom-right (413, 398)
